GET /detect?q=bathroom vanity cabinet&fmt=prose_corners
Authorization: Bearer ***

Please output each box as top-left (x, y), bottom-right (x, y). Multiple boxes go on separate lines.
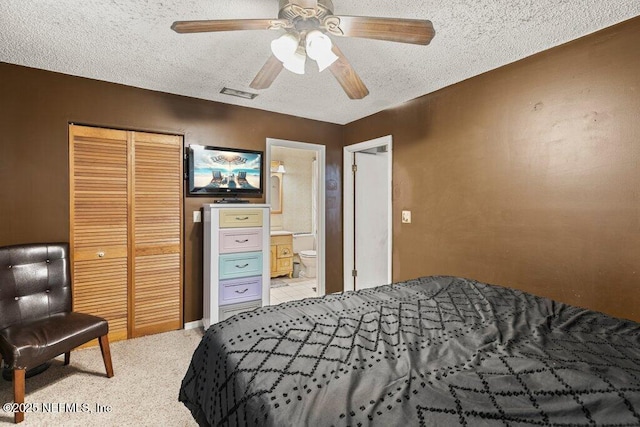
top-left (270, 233), bottom-right (293, 278)
top-left (202, 204), bottom-right (270, 328)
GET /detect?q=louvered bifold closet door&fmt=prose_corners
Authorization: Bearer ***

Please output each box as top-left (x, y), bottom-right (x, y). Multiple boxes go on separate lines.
top-left (131, 132), bottom-right (183, 337)
top-left (69, 125), bottom-right (129, 343)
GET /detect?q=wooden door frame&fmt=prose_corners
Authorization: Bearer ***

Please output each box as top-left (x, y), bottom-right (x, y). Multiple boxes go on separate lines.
top-left (343, 135), bottom-right (393, 292)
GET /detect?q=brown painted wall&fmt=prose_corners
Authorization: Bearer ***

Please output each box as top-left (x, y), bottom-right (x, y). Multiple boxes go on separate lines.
top-left (2, 16), bottom-right (638, 326)
top-left (344, 17), bottom-right (640, 322)
top-left (0, 63), bottom-right (343, 322)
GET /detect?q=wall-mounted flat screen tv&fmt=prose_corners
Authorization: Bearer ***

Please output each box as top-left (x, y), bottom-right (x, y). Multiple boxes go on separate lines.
top-left (187, 145), bottom-right (263, 197)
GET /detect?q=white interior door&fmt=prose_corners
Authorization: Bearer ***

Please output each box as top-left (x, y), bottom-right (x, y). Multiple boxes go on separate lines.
top-left (354, 149), bottom-right (390, 289)
top-left (343, 135), bottom-right (392, 292)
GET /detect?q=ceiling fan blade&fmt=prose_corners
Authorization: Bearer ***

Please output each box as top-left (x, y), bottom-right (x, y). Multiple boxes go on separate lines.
top-left (328, 44), bottom-right (369, 100)
top-left (325, 16), bottom-right (435, 45)
top-left (171, 19), bottom-right (291, 33)
top-left (249, 55), bottom-right (284, 90)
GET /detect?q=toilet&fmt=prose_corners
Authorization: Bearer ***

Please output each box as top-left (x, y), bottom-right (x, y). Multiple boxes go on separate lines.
top-left (292, 234), bottom-right (316, 278)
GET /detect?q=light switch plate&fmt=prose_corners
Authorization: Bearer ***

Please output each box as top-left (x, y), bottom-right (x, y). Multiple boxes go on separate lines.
top-left (402, 210), bottom-right (411, 223)
top-left (193, 210), bottom-right (201, 223)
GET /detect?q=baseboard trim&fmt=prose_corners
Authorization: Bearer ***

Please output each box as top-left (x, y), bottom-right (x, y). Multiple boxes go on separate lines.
top-left (184, 320), bottom-right (203, 330)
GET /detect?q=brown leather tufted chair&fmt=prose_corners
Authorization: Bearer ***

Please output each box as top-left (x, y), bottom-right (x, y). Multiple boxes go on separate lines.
top-left (0, 242), bottom-right (114, 423)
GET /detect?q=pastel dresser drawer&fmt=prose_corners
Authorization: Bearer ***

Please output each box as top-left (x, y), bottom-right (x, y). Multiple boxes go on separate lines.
top-left (219, 228), bottom-right (263, 253)
top-left (219, 299), bottom-right (262, 321)
top-left (219, 209), bottom-right (263, 228)
top-left (219, 252), bottom-right (263, 280)
top-left (219, 276), bottom-right (262, 306)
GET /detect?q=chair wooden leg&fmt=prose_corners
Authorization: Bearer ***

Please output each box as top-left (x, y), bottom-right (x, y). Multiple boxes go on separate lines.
top-left (13, 368), bottom-right (25, 423)
top-left (64, 352), bottom-right (70, 366)
top-left (98, 335), bottom-right (114, 378)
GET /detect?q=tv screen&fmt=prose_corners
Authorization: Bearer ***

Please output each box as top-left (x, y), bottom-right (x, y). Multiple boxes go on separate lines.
top-left (187, 145), bottom-right (263, 196)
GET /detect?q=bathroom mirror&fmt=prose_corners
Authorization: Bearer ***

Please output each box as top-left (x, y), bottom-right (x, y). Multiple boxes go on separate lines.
top-left (271, 172), bottom-right (282, 214)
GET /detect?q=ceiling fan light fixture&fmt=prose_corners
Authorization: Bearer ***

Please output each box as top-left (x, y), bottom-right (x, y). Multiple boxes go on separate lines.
top-left (271, 33), bottom-right (299, 63)
top-left (172, 3), bottom-right (435, 99)
top-left (282, 48), bottom-right (306, 75)
top-left (313, 49), bottom-right (339, 72)
top-left (305, 30), bottom-right (338, 72)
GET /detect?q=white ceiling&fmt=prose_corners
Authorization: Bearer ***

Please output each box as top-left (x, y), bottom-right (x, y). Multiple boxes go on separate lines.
top-left (1, 1), bottom-right (639, 125)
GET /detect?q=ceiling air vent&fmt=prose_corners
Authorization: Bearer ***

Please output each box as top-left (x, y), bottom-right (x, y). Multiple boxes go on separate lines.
top-left (220, 87), bottom-right (258, 100)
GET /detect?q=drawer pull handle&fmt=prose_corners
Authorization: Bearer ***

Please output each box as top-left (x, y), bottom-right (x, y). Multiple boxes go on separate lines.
top-left (282, 249), bottom-right (289, 255)
top-left (235, 288), bottom-right (249, 294)
top-left (235, 239), bottom-right (249, 243)
top-left (235, 263), bottom-right (249, 269)
top-left (235, 216), bottom-right (249, 221)
top-left (98, 252), bottom-right (105, 258)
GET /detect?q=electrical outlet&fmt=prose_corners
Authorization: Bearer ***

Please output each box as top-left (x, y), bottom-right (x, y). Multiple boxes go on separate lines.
top-left (193, 210), bottom-right (201, 223)
top-left (402, 210), bottom-right (411, 224)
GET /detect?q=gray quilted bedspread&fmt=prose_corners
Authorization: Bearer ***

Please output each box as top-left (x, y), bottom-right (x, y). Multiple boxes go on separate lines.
top-left (179, 276), bottom-right (640, 426)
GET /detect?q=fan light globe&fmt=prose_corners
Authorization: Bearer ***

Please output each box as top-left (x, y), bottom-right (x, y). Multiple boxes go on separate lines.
top-left (271, 33), bottom-right (299, 63)
top-left (305, 30), bottom-right (338, 72)
top-left (283, 48), bottom-right (306, 75)
top-left (314, 51), bottom-right (339, 72)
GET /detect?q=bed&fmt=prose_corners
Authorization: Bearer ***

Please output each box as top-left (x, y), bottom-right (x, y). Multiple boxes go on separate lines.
top-left (179, 276), bottom-right (640, 426)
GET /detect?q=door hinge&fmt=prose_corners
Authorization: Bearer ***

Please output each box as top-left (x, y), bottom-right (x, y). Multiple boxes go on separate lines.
top-left (352, 164), bottom-right (357, 173)
top-left (352, 269), bottom-right (357, 277)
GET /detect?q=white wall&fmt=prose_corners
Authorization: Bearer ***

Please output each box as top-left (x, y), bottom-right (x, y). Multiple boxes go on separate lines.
top-left (271, 146), bottom-right (315, 233)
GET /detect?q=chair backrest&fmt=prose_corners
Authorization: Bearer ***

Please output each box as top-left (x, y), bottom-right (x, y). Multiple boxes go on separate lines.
top-left (0, 243), bottom-right (72, 330)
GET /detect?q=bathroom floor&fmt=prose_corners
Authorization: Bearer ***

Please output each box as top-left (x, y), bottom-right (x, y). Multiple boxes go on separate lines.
top-left (269, 276), bottom-right (317, 305)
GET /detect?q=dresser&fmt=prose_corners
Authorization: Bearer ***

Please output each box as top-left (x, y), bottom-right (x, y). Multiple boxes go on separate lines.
top-left (203, 204), bottom-right (270, 328)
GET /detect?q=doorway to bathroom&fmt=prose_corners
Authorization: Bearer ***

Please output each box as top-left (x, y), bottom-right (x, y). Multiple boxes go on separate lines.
top-left (265, 138), bottom-right (326, 305)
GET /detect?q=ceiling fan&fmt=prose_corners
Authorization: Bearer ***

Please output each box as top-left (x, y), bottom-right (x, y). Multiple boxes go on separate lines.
top-left (171, 0), bottom-right (435, 99)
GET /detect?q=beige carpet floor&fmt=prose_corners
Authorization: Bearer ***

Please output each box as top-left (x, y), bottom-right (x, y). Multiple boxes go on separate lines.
top-left (0, 328), bottom-right (204, 426)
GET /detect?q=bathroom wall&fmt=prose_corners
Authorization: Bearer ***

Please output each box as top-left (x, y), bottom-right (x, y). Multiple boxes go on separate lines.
top-left (271, 146), bottom-right (316, 233)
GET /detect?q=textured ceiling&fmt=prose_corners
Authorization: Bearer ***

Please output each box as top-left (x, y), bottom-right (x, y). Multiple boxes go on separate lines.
top-left (1, 1), bottom-right (639, 125)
